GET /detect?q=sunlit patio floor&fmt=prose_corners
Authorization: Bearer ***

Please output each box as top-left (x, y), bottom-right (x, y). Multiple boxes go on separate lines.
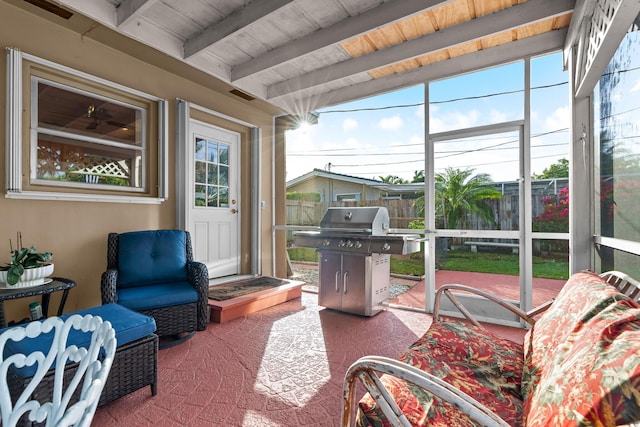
top-left (92, 272), bottom-right (564, 426)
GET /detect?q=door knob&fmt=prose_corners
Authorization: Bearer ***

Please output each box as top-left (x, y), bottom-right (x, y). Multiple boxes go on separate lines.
top-left (231, 209), bottom-right (237, 214)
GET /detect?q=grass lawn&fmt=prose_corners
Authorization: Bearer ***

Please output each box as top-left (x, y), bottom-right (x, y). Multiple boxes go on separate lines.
top-left (439, 250), bottom-right (569, 280)
top-left (288, 247), bottom-right (568, 280)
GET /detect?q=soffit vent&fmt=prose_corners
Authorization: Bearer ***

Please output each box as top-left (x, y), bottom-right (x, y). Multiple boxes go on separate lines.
top-left (229, 89), bottom-right (255, 101)
top-left (24, 0), bottom-right (73, 19)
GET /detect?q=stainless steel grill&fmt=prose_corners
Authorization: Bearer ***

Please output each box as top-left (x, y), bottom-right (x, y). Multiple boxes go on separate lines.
top-left (293, 206), bottom-right (420, 316)
top-left (293, 206), bottom-right (420, 255)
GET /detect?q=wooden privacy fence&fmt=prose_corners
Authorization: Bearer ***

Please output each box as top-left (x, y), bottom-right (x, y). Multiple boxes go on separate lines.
top-left (286, 187), bottom-right (566, 242)
top-left (285, 199), bottom-right (421, 230)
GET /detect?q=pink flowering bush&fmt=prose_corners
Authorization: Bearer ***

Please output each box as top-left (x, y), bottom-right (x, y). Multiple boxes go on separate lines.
top-left (533, 186), bottom-right (569, 233)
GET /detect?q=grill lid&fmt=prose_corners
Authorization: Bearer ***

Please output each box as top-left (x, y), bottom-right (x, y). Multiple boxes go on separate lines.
top-left (319, 207), bottom-right (390, 235)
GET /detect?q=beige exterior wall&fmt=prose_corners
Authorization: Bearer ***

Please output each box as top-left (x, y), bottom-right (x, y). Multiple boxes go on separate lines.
top-left (288, 177), bottom-right (383, 201)
top-left (0, 1), bottom-right (281, 322)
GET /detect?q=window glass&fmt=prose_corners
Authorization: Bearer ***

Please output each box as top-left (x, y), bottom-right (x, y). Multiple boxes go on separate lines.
top-left (595, 247), bottom-right (640, 280)
top-left (429, 61), bottom-right (523, 133)
top-left (194, 137), bottom-right (231, 207)
top-left (433, 131), bottom-right (519, 231)
top-left (594, 22), bottom-right (640, 248)
top-left (33, 78), bottom-right (145, 189)
top-left (530, 53), bottom-right (570, 233)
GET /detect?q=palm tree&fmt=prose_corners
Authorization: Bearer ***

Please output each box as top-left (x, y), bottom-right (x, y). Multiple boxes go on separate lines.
top-left (435, 167), bottom-right (502, 229)
top-left (411, 170), bottom-right (425, 183)
top-left (378, 175), bottom-right (407, 184)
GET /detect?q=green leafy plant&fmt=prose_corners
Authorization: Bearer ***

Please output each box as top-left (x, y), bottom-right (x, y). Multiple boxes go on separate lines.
top-left (1, 232), bottom-right (52, 286)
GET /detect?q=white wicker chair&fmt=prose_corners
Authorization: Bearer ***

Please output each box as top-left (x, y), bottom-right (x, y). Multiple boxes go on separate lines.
top-left (0, 314), bottom-right (116, 427)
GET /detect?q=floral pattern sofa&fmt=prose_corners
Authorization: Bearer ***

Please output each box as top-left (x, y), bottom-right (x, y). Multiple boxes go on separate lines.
top-left (342, 271), bottom-right (640, 426)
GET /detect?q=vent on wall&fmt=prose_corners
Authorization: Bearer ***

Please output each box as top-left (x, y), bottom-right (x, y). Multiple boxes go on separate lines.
top-left (24, 0), bottom-right (73, 19)
top-left (229, 89), bottom-right (255, 101)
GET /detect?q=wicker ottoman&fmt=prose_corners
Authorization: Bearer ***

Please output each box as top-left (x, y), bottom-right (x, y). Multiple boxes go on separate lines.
top-left (4, 303), bottom-right (158, 425)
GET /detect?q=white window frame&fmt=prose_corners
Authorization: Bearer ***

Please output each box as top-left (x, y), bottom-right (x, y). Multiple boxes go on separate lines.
top-left (335, 192), bottom-right (361, 202)
top-left (5, 47), bottom-right (168, 204)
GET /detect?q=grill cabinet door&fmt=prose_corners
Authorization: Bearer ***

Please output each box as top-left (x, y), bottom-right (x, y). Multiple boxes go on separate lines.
top-left (340, 254), bottom-right (367, 315)
top-left (318, 252), bottom-right (343, 311)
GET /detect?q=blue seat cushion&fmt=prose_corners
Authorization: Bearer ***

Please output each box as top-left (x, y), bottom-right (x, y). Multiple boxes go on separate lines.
top-left (116, 281), bottom-right (198, 311)
top-left (117, 230), bottom-right (188, 288)
top-left (2, 303), bottom-right (156, 378)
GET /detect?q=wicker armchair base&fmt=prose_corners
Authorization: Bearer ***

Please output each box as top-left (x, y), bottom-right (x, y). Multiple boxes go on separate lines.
top-left (8, 333), bottom-right (158, 426)
top-left (141, 302), bottom-right (198, 349)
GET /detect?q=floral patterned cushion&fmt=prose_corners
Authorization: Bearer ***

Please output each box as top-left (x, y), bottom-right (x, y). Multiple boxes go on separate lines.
top-left (357, 271), bottom-right (640, 426)
top-left (523, 271), bottom-right (640, 425)
top-left (358, 322), bottom-right (525, 426)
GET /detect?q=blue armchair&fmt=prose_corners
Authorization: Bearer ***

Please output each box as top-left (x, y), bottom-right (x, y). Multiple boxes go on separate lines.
top-left (101, 230), bottom-right (209, 347)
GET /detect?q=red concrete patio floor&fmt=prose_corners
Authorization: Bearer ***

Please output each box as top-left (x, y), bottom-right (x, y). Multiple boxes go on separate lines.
top-left (92, 271), bottom-right (565, 426)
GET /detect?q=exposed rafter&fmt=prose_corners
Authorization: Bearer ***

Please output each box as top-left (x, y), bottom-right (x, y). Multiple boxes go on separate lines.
top-left (288, 29), bottom-right (569, 112)
top-left (116, 0), bottom-right (158, 27)
top-left (184, 0), bottom-right (295, 59)
top-left (230, 0), bottom-right (453, 82)
top-left (267, 0), bottom-right (574, 99)
top-left (51, 0), bottom-right (577, 113)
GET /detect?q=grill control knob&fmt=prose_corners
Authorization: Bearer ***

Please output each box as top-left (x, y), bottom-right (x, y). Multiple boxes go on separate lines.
top-left (382, 242), bottom-right (391, 252)
top-left (338, 240), bottom-right (346, 248)
top-left (323, 239), bottom-right (331, 247)
top-left (346, 240), bottom-right (354, 248)
top-left (354, 241), bottom-right (362, 249)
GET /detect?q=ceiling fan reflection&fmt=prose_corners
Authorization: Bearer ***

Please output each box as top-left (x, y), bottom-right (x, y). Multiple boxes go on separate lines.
top-left (86, 105), bottom-right (127, 130)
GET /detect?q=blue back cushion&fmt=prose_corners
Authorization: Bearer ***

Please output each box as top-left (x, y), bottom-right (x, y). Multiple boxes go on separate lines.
top-left (117, 230), bottom-right (188, 288)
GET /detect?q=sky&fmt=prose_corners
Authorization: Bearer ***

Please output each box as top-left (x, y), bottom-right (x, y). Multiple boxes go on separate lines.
top-left (285, 51), bottom-right (570, 183)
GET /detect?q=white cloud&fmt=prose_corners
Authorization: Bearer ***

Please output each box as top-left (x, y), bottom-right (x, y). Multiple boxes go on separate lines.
top-left (429, 109), bottom-right (480, 133)
top-left (489, 110), bottom-right (508, 123)
top-left (342, 117), bottom-right (358, 131)
top-left (378, 115), bottom-right (404, 130)
top-left (545, 106), bottom-right (570, 132)
top-left (344, 137), bottom-right (360, 148)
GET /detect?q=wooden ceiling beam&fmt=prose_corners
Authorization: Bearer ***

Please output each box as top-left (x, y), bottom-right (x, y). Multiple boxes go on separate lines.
top-left (287, 28), bottom-right (568, 112)
top-left (267, 0), bottom-right (574, 99)
top-left (116, 0), bottom-right (158, 27)
top-left (231, 0), bottom-right (453, 82)
top-left (184, 0), bottom-right (295, 59)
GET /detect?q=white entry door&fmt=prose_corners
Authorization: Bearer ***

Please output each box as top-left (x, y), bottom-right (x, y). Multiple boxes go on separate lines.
top-left (187, 120), bottom-right (240, 278)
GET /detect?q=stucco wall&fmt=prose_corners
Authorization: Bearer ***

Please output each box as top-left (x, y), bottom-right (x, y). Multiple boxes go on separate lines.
top-left (0, 1), bottom-right (280, 322)
top-left (288, 177), bottom-right (383, 201)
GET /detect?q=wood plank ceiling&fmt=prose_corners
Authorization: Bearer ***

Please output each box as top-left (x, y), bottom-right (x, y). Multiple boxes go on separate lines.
top-left (49, 0), bottom-right (575, 114)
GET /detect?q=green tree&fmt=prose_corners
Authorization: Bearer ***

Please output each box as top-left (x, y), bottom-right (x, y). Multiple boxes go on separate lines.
top-left (378, 175), bottom-right (408, 184)
top-left (435, 167), bottom-right (502, 229)
top-left (533, 158), bottom-right (569, 179)
top-left (411, 170), bottom-right (425, 183)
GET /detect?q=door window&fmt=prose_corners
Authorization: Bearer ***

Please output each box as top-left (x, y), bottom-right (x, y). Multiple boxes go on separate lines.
top-left (194, 138), bottom-right (230, 207)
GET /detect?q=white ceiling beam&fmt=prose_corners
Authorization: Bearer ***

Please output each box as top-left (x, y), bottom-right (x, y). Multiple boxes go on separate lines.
top-left (290, 29), bottom-right (568, 113)
top-left (268, 0), bottom-right (574, 99)
top-left (231, 0), bottom-right (453, 82)
top-left (116, 0), bottom-right (159, 27)
top-left (184, 0), bottom-right (295, 59)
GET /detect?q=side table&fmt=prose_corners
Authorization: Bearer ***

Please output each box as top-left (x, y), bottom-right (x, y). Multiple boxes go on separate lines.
top-left (0, 277), bottom-right (76, 328)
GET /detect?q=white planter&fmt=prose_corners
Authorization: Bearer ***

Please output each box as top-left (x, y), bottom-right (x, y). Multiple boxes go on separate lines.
top-left (0, 264), bottom-right (54, 288)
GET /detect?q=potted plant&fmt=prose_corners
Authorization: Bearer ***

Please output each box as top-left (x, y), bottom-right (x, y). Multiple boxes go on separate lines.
top-left (0, 232), bottom-right (53, 287)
